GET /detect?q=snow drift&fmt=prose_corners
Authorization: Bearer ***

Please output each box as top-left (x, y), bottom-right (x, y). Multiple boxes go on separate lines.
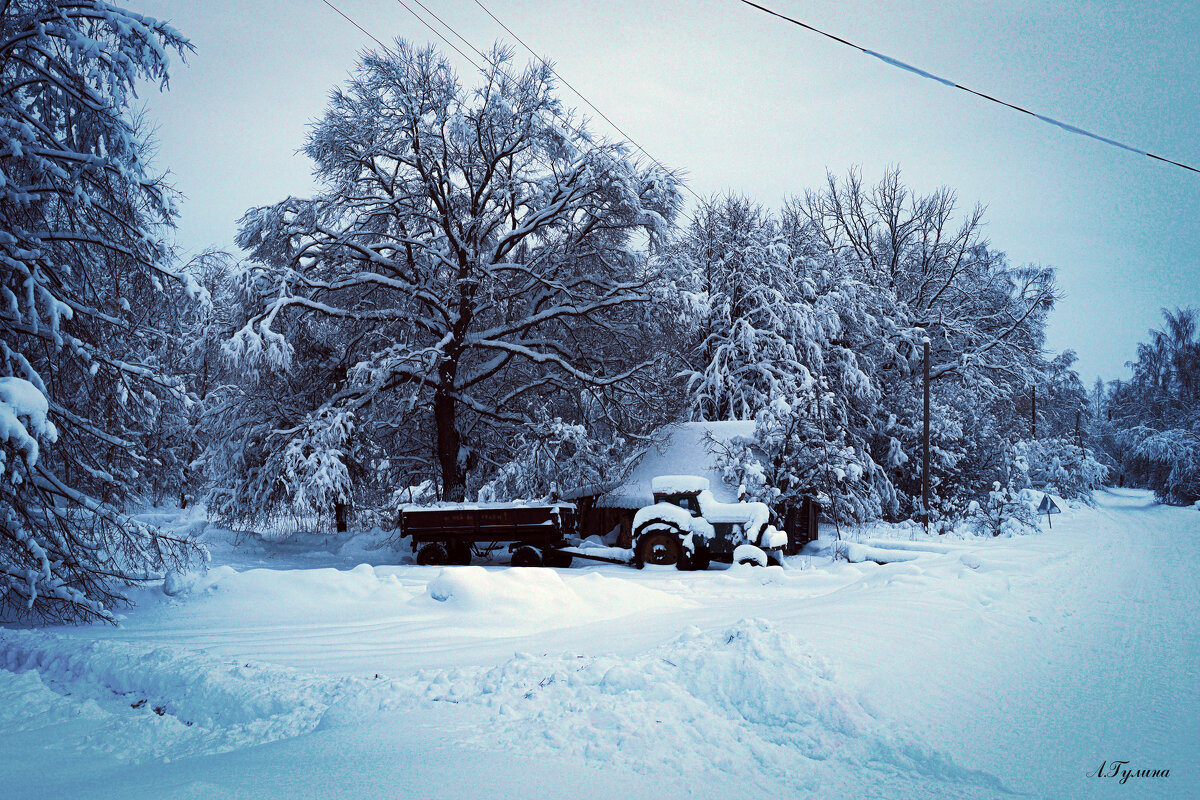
top-left (400, 618), bottom-right (1010, 796)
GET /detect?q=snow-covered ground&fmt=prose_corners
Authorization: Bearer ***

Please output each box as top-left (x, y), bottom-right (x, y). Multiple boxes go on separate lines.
top-left (2, 489), bottom-right (1196, 799)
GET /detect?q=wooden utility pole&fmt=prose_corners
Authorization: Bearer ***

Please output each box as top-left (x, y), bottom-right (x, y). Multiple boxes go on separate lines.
top-left (1031, 386), bottom-right (1037, 439)
top-left (922, 339), bottom-right (930, 532)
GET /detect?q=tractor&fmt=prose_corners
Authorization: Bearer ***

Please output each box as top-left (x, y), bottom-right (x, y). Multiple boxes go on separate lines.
top-left (632, 475), bottom-right (787, 570)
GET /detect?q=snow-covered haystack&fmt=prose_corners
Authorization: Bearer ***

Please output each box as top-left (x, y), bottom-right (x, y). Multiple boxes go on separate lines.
top-left (595, 422), bottom-right (757, 509)
top-left (403, 619), bottom-right (1007, 794)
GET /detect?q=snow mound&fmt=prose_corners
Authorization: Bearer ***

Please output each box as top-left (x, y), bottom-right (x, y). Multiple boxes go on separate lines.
top-left (837, 541), bottom-right (923, 564)
top-left (401, 619), bottom-right (1010, 795)
top-left (157, 564), bottom-right (413, 617)
top-left (0, 629), bottom-right (405, 764)
top-left (421, 566), bottom-right (692, 625)
top-left (733, 543), bottom-right (767, 566)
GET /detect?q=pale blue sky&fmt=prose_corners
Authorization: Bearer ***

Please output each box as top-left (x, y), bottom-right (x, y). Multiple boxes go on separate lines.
top-left (138, 0), bottom-right (1199, 383)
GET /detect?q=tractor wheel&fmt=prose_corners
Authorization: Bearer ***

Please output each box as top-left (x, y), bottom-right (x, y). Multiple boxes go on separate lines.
top-left (511, 545), bottom-right (543, 567)
top-left (636, 527), bottom-right (683, 567)
top-left (543, 549), bottom-right (574, 568)
top-left (416, 542), bottom-right (448, 566)
top-left (446, 541), bottom-right (472, 566)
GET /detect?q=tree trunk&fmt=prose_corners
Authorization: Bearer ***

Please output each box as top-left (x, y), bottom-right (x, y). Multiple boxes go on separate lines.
top-left (334, 501), bottom-right (348, 533)
top-left (434, 388), bottom-right (466, 502)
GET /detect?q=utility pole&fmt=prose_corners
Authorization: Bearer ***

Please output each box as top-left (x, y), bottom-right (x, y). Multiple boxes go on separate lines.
top-left (1031, 386), bottom-right (1037, 439)
top-left (922, 339), bottom-right (930, 532)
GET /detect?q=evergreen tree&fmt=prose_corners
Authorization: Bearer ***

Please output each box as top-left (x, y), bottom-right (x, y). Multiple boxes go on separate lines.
top-left (0, 1), bottom-right (203, 622)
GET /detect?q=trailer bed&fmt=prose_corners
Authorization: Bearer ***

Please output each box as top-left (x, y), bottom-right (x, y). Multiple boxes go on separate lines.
top-left (399, 503), bottom-right (577, 567)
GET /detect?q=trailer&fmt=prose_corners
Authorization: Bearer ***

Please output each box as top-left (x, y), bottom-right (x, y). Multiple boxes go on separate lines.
top-left (398, 503), bottom-right (581, 567)
top-left (399, 474), bottom-right (790, 571)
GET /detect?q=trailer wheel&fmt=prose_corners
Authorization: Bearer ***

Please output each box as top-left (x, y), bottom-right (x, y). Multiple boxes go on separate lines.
top-left (511, 545), bottom-right (542, 567)
top-left (543, 549), bottom-right (573, 568)
top-left (416, 542), bottom-right (448, 566)
top-left (636, 527), bottom-right (683, 567)
top-left (447, 541), bottom-right (472, 566)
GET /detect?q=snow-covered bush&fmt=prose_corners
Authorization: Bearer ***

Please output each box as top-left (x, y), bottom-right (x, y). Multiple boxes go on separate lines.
top-left (967, 481), bottom-right (1040, 537)
top-left (1130, 427), bottom-right (1200, 506)
top-left (1008, 438), bottom-right (1107, 503)
top-left (279, 410), bottom-right (355, 522)
top-left (477, 416), bottom-right (626, 503)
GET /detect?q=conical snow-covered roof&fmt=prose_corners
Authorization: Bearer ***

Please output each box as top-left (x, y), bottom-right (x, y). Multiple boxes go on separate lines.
top-left (565, 420), bottom-right (756, 509)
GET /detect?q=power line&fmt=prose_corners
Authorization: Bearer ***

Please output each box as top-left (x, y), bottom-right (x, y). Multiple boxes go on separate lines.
top-left (399, 0), bottom-right (701, 214)
top-left (737, 0), bottom-right (1199, 175)
top-left (317, 0), bottom-right (392, 52)
top-left (396, 0), bottom-right (698, 223)
top-left (391, 0), bottom-right (485, 70)
top-left (468, 0), bottom-right (703, 203)
top-left (317, 0), bottom-right (700, 226)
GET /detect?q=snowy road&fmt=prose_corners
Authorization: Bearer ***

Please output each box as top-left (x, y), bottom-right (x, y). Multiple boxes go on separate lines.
top-left (1, 489), bottom-right (1196, 798)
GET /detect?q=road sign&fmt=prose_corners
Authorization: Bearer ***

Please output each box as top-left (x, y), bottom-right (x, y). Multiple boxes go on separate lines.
top-left (1038, 494), bottom-right (1060, 528)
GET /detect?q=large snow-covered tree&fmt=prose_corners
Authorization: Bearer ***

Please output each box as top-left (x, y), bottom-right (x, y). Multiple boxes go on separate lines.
top-left (675, 195), bottom-right (810, 420)
top-left (230, 42), bottom-right (680, 505)
top-left (0, 1), bottom-right (203, 622)
top-left (673, 195), bottom-right (892, 522)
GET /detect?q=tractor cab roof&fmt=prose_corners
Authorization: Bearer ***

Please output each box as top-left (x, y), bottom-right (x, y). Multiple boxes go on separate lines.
top-left (651, 475), bottom-right (710, 496)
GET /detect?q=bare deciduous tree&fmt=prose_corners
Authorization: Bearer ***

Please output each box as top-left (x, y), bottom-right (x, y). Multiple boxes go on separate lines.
top-left (231, 42), bottom-right (680, 503)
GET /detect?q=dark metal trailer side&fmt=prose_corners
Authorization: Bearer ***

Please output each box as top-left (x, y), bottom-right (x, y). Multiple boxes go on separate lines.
top-left (399, 504), bottom-right (578, 567)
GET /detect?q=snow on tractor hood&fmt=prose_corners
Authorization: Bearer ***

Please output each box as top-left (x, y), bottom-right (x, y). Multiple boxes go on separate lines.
top-left (633, 501), bottom-right (714, 540)
top-left (696, 489), bottom-right (783, 548)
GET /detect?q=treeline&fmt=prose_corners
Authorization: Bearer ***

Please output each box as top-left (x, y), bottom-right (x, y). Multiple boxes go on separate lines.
top-left (194, 42), bottom-right (1108, 532)
top-left (1, 7), bottom-right (1106, 622)
top-left (1093, 308), bottom-right (1200, 505)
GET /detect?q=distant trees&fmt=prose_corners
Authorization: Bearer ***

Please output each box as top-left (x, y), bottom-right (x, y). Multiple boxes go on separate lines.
top-left (220, 41), bottom-right (680, 522)
top-left (0, 2), bottom-right (202, 622)
top-left (1098, 308), bottom-right (1200, 505)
